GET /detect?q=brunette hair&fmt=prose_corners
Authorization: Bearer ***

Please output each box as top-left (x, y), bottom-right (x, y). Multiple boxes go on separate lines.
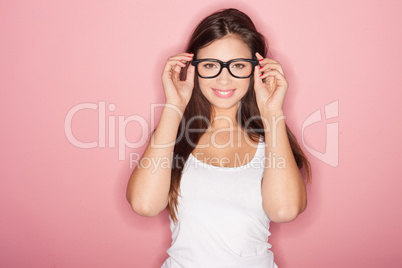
top-left (167, 8), bottom-right (311, 223)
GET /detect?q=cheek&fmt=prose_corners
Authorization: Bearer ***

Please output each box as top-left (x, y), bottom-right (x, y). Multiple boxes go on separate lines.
top-left (198, 79), bottom-right (211, 95)
top-left (240, 79), bottom-right (252, 92)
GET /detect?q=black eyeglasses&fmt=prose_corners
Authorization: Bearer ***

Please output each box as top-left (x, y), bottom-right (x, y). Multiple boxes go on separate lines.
top-left (191, 58), bottom-right (259, 79)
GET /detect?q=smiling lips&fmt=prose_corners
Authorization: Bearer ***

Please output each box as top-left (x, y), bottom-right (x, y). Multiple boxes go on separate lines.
top-left (212, 88), bottom-right (236, 98)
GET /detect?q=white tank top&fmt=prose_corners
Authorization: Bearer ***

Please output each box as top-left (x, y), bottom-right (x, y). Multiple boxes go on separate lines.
top-left (162, 138), bottom-right (278, 268)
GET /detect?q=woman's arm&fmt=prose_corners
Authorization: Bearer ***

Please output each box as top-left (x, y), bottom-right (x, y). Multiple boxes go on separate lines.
top-left (260, 110), bottom-right (307, 223)
top-left (126, 52), bottom-right (195, 217)
top-left (253, 52), bottom-right (307, 223)
top-left (126, 105), bottom-right (183, 216)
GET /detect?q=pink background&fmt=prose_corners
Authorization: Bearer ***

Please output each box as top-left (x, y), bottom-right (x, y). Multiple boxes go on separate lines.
top-left (1, 0), bottom-right (401, 267)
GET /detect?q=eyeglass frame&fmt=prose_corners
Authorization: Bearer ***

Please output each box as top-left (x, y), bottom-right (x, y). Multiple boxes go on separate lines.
top-left (191, 58), bottom-right (260, 79)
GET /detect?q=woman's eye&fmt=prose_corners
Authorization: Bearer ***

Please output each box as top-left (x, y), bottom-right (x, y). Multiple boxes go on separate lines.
top-left (232, 64), bottom-right (245, 69)
top-left (203, 63), bottom-right (217, 69)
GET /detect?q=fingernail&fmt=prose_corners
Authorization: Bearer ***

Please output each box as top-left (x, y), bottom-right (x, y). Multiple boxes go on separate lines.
top-left (259, 59), bottom-right (263, 61)
top-left (259, 66), bottom-right (263, 69)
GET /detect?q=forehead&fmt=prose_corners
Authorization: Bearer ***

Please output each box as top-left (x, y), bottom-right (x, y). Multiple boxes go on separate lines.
top-left (197, 35), bottom-right (252, 61)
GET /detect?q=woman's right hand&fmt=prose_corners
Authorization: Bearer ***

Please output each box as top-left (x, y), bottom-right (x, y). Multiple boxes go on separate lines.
top-left (161, 53), bottom-right (195, 113)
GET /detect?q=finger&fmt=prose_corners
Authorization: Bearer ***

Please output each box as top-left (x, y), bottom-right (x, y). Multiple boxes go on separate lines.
top-left (169, 55), bottom-right (194, 73)
top-left (169, 60), bottom-right (186, 68)
top-left (162, 64), bottom-right (183, 83)
top-left (164, 59), bottom-right (185, 71)
top-left (167, 54), bottom-right (194, 67)
top-left (173, 63), bottom-right (182, 73)
top-left (259, 69), bottom-right (285, 81)
top-left (172, 68), bottom-right (180, 82)
top-left (163, 60), bottom-right (186, 78)
top-left (255, 52), bottom-right (264, 61)
top-left (253, 65), bottom-right (264, 89)
top-left (174, 59), bottom-right (192, 74)
top-left (162, 67), bottom-right (178, 83)
top-left (259, 63), bottom-right (284, 76)
top-left (162, 53), bottom-right (194, 80)
top-left (168, 53), bottom-right (194, 62)
top-left (259, 58), bottom-right (278, 64)
top-left (256, 52), bottom-right (283, 76)
top-left (260, 70), bottom-right (288, 91)
top-left (185, 63), bottom-right (195, 85)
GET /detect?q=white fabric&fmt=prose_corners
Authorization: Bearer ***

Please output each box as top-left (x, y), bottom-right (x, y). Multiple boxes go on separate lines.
top-left (161, 138), bottom-right (278, 268)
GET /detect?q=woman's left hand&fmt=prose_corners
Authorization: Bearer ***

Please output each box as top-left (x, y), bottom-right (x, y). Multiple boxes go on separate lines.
top-left (253, 52), bottom-right (288, 114)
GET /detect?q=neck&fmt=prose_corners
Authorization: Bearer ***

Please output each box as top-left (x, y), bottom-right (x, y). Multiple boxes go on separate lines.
top-left (209, 104), bottom-right (240, 130)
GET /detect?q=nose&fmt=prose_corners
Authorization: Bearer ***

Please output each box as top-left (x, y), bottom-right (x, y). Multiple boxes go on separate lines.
top-left (216, 66), bottom-right (232, 85)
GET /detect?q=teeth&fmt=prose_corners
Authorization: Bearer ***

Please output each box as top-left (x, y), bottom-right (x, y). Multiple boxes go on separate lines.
top-left (215, 90), bottom-right (234, 95)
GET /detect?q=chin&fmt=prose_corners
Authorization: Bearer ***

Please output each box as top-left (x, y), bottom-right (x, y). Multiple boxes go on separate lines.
top-left (209, 100), bottom-right (241, 111)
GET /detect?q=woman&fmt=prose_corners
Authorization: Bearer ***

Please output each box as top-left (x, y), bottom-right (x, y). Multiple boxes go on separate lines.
top-left (127, 8), bottom-right (311, 268)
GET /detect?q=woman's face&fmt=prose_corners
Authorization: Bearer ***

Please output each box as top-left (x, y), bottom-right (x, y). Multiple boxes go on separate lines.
top-left (196, 35), bottom-right (252, 111)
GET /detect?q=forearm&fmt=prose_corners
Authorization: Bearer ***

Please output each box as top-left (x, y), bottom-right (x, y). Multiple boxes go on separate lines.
top-left (126, 104), bottom-right (183, 216)
top-left (261, 109), bottom-right (307, 223)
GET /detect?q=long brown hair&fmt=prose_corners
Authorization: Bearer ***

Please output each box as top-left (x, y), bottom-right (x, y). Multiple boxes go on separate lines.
top-left (167, 8), bottom-right (311, 223)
